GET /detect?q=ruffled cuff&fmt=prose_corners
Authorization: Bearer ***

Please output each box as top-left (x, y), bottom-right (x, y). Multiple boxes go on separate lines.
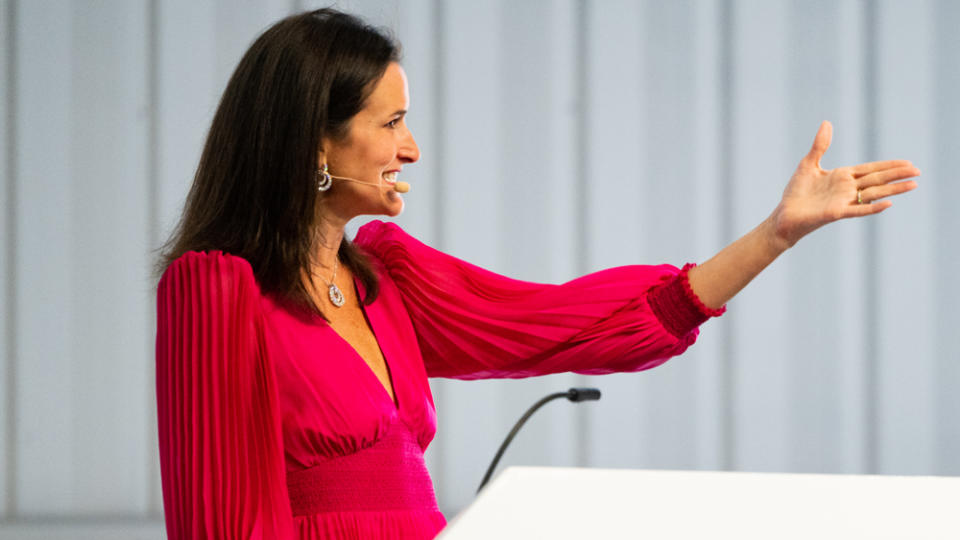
top-left (646, 263), bottom-right (726, 338)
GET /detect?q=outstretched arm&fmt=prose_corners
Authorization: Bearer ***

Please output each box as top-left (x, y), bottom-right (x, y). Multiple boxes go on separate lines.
top-left (687, 121), bottom-right (919, 309)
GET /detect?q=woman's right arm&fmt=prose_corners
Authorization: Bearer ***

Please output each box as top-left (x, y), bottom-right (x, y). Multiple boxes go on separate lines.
top-left (156, 252), bottom-right (294, 539)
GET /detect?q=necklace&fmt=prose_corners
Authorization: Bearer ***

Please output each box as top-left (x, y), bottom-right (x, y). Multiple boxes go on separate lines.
top-left (315, 258), bottom-right (345, 308)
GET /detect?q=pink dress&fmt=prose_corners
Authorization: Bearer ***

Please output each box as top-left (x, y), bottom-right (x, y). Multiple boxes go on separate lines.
top-left (155, 220), bottom-right (721, 539)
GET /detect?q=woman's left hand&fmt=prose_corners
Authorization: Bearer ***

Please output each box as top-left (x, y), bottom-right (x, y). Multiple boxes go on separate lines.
top-left (770, 120), bottom-right (920, 249)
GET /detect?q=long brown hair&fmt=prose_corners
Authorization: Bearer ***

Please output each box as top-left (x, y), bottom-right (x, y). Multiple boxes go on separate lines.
top-left (158, 8), bottom-right (401, 310)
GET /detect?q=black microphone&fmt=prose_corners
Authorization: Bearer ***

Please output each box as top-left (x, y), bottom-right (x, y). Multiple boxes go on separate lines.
top-left (477, 387), bottom-right (602, 493)
top-left (566, 387), bottom-right (601, 402)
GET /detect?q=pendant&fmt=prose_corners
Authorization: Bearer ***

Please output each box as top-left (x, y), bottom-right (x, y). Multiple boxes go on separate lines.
top-left (328, 283), bottom-right (345, 307)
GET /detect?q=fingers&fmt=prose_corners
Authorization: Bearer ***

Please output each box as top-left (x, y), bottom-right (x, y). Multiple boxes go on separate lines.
top-left (851, 159), bottom-right (914, 177)
top-left (845, 200), bottom-right (893, 218)
top-left (803, 120), bottom-right (833, 168)
top-left (858, 179), bottom-right (918, 204)
top-left (857, 165), bottom-right (921, 188)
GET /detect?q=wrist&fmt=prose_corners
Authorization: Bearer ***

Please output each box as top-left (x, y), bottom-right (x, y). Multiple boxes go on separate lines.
top-left (764, 208), bottom-right (795, 254)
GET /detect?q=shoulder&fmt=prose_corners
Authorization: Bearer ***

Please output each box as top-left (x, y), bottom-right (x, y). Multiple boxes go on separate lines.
top-left (353, 219), bottom-right (408, 247)
top-left (155, 252), bottom-right (266, 360)
top-left (353, 220), bottom-right (429, 266)
top-left (158, 250), bottom-right (260, 299)
top-left (353, 220), bottom-right (427, 263)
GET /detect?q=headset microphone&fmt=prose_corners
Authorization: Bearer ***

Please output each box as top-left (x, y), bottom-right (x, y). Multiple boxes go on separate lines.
top-left (330, 174), bottom-right (410, 193)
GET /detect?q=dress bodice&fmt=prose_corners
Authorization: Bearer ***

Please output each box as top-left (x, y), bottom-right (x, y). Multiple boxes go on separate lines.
top-left (155, 220), bottom-right (718, 539)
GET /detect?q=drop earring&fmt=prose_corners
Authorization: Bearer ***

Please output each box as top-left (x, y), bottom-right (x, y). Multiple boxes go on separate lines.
top-left (317, 163), bottom-right (332, 192)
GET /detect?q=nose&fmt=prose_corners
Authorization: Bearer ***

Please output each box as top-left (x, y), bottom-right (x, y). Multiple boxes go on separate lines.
top-left (398, 127), bottom-right (420, 164)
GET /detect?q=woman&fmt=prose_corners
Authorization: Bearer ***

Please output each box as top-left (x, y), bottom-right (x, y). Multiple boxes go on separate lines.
top-left (155, 8), bottom-right (918, 540)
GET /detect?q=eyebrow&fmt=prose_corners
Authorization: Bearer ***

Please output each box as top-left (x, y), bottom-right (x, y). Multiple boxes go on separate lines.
top-left (390, 109), bottom-right (408, 117)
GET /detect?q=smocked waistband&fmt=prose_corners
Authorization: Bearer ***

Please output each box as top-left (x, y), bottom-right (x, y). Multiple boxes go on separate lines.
top-left (285, 422), bottom-right (439, 516)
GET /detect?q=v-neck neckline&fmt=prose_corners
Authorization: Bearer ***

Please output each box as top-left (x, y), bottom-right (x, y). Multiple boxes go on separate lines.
top-left (325, 275), bottom-right (400, 411)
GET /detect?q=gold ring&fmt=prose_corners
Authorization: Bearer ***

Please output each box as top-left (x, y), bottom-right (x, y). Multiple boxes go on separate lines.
top-left (857, 189), bottom-right (863, 204)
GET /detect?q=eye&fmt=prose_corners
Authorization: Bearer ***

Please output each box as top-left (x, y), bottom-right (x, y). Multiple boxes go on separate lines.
top-left (386, 118), bottom-right (400, 129)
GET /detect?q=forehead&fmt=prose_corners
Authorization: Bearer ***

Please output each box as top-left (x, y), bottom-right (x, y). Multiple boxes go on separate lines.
top-left (361, 62), bottom-right (409, 115)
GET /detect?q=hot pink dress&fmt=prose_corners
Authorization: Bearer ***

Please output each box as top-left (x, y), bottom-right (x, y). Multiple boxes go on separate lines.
top-left (155, 220), bottom-right (721, 539)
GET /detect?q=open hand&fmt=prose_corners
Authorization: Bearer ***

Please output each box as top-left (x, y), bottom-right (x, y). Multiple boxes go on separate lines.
top-left (770, 121), bottom-right (919, 248)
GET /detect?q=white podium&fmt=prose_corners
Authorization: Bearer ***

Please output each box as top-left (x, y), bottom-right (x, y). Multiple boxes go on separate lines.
top-left (440, 466), bottom-right (960, 539)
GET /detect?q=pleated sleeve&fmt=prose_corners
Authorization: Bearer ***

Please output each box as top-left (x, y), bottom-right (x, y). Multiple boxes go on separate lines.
top-left (354, 221), bottom-right (724, 380)
top-left (156, 251), bottom-right (294, 539)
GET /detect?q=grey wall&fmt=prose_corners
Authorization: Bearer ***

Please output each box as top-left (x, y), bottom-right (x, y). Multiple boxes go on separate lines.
top-left (1, 0), bottom-right (958, 537)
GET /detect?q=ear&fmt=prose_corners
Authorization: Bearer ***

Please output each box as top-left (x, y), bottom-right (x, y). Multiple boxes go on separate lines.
top-left (317, 136), bottom-right (336, 168)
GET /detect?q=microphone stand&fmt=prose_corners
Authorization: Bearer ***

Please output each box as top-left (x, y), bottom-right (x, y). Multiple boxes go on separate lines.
top-left (477, 387), bottom-right (601, 493)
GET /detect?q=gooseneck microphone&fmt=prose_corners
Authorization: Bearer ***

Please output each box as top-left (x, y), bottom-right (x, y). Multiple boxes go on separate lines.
top-left (329, 173), bottom-right (410, 193)
top-left (477, 387), bottom-right (602, 493)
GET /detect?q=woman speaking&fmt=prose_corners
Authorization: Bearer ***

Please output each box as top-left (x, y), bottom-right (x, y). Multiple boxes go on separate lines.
top-left (154, 8), bottom-right (918, 539)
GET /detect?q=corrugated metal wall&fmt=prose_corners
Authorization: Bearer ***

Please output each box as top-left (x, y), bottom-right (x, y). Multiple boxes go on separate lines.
top-left (1, 0), bottom-right (957, 537)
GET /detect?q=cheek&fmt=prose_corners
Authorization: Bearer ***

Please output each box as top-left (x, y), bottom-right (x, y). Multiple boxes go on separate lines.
top-left (345, 127), bottom-right (395, 171)
top-left (370, 143), bottom-right (395, 167)
top-left (356, 134), bottom-right (395, 167)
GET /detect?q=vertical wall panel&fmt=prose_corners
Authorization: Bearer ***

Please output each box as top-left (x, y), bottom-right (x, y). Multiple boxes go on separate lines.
top-left (875, 0), bottom-right (937, 474)
top-left (145, 0), bottom-right (159, 516)
top-left (583, 0), bottom-right (646, 271)
top-left (16, 0), bottom-right (154, 516)
top-left (157, 0), bottom-right (294, 243)
top-left (68, 0), bottom-right (152, 514)
top-left (587, 0), bottom-right (728, 472)
top-left (728, 0), bottom-right (871, 476)
top-left (438, 1), bottom-right (502, 267)
top-left (484, 0), bottom-right (579, 490)
top-left (213, 0), bottom-right (291, 90)
top-left (781, 0), bottom-right (869, 474)
top-left (581, 0), bottom-right (648, 470)
top-left (429, 0), bottom-right (585, 515)
top-left (629, 0), bottom-right (724, 472)
top-left (155, 0), bottom-right (218, 246)
top-left (499, 0), bottom-right (578, 284)
top-left (832, 0), bottom-right (871, 474)
top-left (0, 0), bottom-right (10, 519)
top-left (14, 0), bottom-right (76, 515)
top-left (933, 0), bottom-right (960, 476)
top-left (428, 0), bottom-right (504, 515)
top-left (583, 0), bottom-right (724, 474)
top-left (729, 0), bottom-right (793, 472)
top-left (305, 0), bottom-right (394, 22)
top-left (687, 0), bottom-right (725, 471)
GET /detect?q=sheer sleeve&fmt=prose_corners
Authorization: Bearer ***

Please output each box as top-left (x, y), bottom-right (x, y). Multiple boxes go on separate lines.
top-left (156, 251), bottom-right (294, 539)
top-left (354, 221), bottom-right (724, 380)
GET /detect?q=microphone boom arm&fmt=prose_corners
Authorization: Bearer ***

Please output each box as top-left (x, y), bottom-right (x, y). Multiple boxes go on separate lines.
top-left (477, 387), bottom-right (601, 493)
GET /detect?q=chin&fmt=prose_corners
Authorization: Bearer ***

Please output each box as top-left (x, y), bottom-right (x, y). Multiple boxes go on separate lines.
top-left (381, 190), bottom-right (405, 217)
top-left (383, 199), bottom-right (404, 217)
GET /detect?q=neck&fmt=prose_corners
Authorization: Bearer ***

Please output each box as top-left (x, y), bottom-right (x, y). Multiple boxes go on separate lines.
top-left (312, 213), bottom-right (347, 272)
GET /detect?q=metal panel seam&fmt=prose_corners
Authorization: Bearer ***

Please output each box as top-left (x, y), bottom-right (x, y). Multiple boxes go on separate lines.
top-left (573, 0), bottom-right (589, 467)
top-left (718, 0), bottom-right (735, 472)
top-left (145, 0), bottom-right (161, 519)
top-left (4, 0), bottom-right (18, 520)
top-left (862, 0), bottom-right (879, 476)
